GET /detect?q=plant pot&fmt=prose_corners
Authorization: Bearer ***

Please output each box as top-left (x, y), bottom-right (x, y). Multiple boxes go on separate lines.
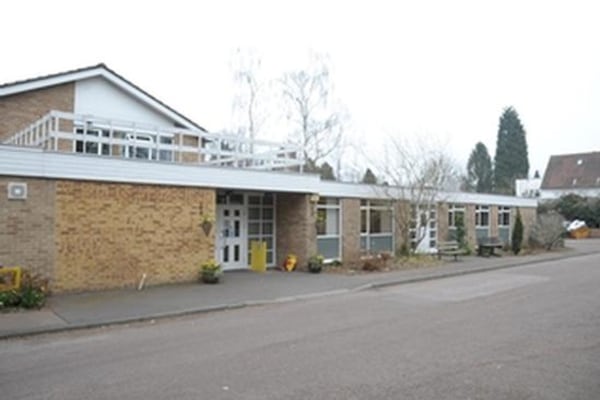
top-left (308, 262), bottom-right (322, 274)
top-left (201, 221), bottom-right (213, 236)
top-left (201, 271), bottom-right (220, 284)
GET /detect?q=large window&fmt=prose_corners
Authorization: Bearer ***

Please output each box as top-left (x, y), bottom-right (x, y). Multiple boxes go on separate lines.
top-left (317, 198), bottom-right (341, 261)
top-left (360, 200), bottom-right (393, 253)
top-left (447, 203), bottom-right (465, 240)
top-left (74, 125), bottom-right (173, 161)
top-left (410, 204), bottom-right (437, 251)
top-left (475, 205), bottom-right (490, 241)
top-left (475, 205), bottom-right (490, 227)
top-left (498, 206), bottom-right (511, 244)
top-left (247, 193), bottom-right (275, 265)
top-left (74, 127), bottom-right (110, 155)
top-left (498, 206), bottom-right (511, 227)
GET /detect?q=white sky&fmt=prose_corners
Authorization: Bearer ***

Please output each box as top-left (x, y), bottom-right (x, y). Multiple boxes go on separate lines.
top-left (2, 0), bottom-right (600, 177)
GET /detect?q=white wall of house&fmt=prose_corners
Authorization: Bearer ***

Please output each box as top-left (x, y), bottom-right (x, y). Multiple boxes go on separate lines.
top-left (516, 178), bottom-right (541, 198)
top-left (540, 187), bottom-right (600, 200)
top-left (75, 77), bottom-right (176, 128)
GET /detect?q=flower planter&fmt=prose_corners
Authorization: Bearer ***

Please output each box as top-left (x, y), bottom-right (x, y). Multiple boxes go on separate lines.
top-left (307, 262), bottom-right (322, 274)
top-left (201, 272), bottom-right (220, 284)
top-left (201, 221), bottom-right (213, 236)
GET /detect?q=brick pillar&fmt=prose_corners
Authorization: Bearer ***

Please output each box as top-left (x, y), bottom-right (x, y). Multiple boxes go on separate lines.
top-left (276, 193), bottom-right (316, 269)
top-left (490, 206), bottom-right (499, 237)
top-left (465, 204), bottom-right (477, 249)
top-left (341, 198), bottom-right (361, 267)
top-left (437, 202), bottom-right (449, 242)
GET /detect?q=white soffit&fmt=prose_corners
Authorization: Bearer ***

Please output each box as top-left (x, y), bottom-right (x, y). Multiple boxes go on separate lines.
top-left (0, 145), bottom-right (537, 207)
top-left (0, 145), bottom-right (320, 194)
top-left (317, 181), bottom-right (537, 207)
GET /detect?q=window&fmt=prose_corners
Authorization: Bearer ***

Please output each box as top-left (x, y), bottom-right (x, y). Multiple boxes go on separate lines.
top-left (247, 193), bottom-right (275, 265)
top-left (317, 198), bottom-right (341, 261)
top-left (360, 200), bottom-right (394, 252)
top-left (448, 204), bottom-right (465, 228)
top-left (74, 127), bottom-right (110, 155)
top-left (475, 205), bottom-right (490, 227)
top-left (409, 203), bottom-right (437, 251)
top-left (498, 206), bottom-right (511, 244)
top-left (498, 206), bottom-right (511, 227)
top-left (475, 205), bottom-right (490, 241)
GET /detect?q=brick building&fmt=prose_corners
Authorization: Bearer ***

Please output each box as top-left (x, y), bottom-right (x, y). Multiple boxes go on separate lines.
top-left (0, 65), bottom-right (537, 293)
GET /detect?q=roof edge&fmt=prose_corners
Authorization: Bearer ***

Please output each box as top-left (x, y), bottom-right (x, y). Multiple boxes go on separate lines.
top-left (0, 64), bottom-right (207, 132)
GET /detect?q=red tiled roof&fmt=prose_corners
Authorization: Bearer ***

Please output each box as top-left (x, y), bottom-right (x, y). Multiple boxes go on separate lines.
top-left (541, 151), bottom-right (600, 189)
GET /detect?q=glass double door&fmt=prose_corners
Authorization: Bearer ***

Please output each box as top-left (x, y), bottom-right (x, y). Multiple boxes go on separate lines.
top-left (216, 205), bottom-right (246, 270)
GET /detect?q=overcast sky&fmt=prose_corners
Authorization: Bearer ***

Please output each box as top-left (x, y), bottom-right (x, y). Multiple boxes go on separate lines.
top-left (2, 0), bottom-right (599, 178)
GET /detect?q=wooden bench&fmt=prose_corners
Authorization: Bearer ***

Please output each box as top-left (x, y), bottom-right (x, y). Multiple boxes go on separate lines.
top-left (437, 240), bottom-right (466, 261)
top-left (477, 237), bottom-right (504, 257)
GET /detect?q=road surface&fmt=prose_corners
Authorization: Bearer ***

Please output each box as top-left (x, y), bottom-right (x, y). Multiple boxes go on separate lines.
top-left (2, 254), bottom-right (599, 399)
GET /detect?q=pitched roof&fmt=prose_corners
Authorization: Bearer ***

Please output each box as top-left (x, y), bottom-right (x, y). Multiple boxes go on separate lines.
top-left (541, 151), bottom-right (600, 189)
top-left (0, 63), bottom-right (206, 132)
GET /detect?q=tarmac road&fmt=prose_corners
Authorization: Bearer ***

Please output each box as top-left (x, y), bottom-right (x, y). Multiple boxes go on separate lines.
top-left (1, 253), bottom-right (599, 399)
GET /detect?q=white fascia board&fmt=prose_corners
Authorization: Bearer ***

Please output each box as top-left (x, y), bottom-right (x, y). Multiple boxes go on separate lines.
top-left (443, 191), bottom-right (538, 208)
top-left (0, 69), bottom-right (101, 97)
top-left (0, 67), bottom-right (199, 132)
top-left (0, 145), bottom-right (320, 193)
top-left (316, 181), bottom-right (537, 208)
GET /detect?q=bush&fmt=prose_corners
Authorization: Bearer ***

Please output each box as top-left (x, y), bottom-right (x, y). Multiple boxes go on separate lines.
top-left (0, 290), bottom-right (21, 308)
top-left (545, 194), bottom-right (600, 228)
top-left (0, 271), bottom-right (47, 311)
top-left (530, 211), bottom-right (566, 250)
top-left (455, 214), bottom-right (466, 249)
top-left (512, 209), bottom-right (524, 255)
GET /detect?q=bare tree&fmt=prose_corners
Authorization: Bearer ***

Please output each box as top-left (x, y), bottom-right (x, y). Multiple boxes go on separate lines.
top-left (376, 136), bottom-right (459, 254)
top-left (280, 54), bottom-right (345, 166)
top-left (230, 48), bottom-right (269, 147)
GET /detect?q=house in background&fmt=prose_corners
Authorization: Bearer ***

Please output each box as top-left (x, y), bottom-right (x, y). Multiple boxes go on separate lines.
top-left (515, 177), bottom-right (541, 198)
top-left (1, 64), bottom-right (538, 293)
top-left (540, 152), bottom-right (600, 200)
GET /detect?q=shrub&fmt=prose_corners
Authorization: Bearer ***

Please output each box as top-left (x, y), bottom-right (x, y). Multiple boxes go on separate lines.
top-left (530, 211), bottom-right (566, 250)
top-left (512, 209), bottom-right (524, 255)
top-left (0, 271), bottom-right (47, 311)
top-left (454, 213), bottom-right (466, 249)
top-left (0, 290), bottom-right (21, 309)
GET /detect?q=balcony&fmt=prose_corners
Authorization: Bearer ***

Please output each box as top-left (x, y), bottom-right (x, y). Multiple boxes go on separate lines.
top-left (2, 111), bottom-right (304, 171)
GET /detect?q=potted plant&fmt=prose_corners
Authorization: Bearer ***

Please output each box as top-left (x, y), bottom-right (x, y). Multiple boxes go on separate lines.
top-left (307, 254), bottom-right (324, 273)
top-left (200, 213), bottom-right (215, 236)
top-left (200, 259), bottom-right (222, 284)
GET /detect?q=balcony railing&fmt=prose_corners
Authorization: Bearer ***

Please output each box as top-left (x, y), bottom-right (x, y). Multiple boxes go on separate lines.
top-left (3, 111), bottom-right (304, 171)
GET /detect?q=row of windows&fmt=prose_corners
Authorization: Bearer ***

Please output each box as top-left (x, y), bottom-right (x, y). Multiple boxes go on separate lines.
top-left (448, 204), bottom-right (512, 228)
top-left (317, 199), bottom-right (514, 259)
top-left (74, 127), bottom-right (174, 161)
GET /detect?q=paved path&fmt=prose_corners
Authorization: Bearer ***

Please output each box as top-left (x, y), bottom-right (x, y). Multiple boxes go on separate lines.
top-left (1, 239), bottom-right (598, 339)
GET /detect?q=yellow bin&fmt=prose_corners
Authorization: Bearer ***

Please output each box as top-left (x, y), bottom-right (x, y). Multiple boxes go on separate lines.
top-left (250, 241), bottom-right (267, 272)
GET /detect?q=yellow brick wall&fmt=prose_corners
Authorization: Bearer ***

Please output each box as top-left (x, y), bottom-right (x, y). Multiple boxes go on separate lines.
top-left (341, 198), bottom-right (361, 267)
top-left (0, 177), bottom-right (56, 281)
top-left (0, 83), bottom-right (75, 142)
top-left (54, 181), bottom-right (215, 292)
top-left (276, 193), bottom-right (316, 269)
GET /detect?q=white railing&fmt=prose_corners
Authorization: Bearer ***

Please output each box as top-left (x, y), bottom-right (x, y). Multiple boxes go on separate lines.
top-left (2, 111), bottom-right (304, 171)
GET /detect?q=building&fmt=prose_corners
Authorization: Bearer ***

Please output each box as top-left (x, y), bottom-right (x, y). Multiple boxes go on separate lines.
top-left (515, 178), bottom-right (541, 198)
top-left (0, 65), bottom-right (538, 293)
top-left (540, 152), bottom-right (600, 200)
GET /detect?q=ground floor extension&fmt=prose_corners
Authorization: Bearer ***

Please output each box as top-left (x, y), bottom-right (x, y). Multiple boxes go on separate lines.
top-left (0, 146), bottom-right (537, 293)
